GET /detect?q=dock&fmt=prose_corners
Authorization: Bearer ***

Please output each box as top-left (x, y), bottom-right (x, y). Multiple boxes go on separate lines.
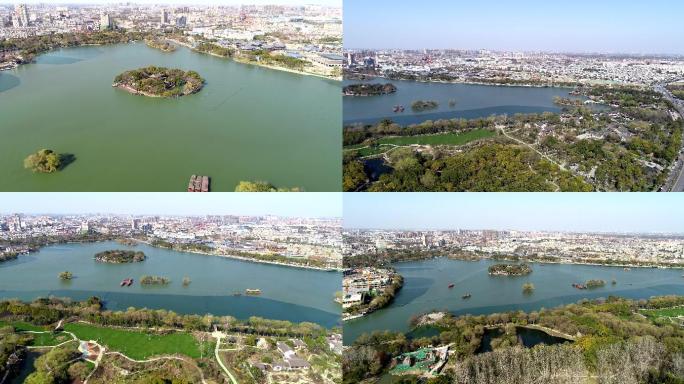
top-left (187, 175), bottom-right (210, 192)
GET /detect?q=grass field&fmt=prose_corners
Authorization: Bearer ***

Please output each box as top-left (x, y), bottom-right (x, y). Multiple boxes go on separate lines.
top-left (63, 323), bottom-right (201, 360)
top-left (641, 306), bottom-right (684, 320)
top-left (0, 320), bottom-right (50, 332)
top-left (376, 129), bottom-right (496, 146)
top-left (29, 332), bottom-right (72, 346)
top-left (344, 129), bottom-right (496, 156)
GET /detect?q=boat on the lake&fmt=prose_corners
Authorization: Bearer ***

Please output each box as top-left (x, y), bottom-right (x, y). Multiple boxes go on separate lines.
top-left (245, 289), bottom-right (262, 295)
top-left (120, 278), bottom-right (133, 287)
top-left (188, 175), bottom-right (210, 192)
top-left (393, 105), bottom-right (405, 113)
top-left (462, 293), bottom-right (471, 299)
top-left (448, 283), bottom-right (455, 288)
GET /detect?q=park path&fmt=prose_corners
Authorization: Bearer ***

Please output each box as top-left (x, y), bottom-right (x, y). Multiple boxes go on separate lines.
top-left (213, 332), bottom-right (239, 384)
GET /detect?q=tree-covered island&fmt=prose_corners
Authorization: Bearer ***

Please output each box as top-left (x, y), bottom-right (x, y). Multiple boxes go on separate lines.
top-left (411, 99), bottom-right (439, 112)
top-left (488, 263), bottom-right (533, 276)
top-left (113, 66), bottom-right (204, 98)
top-left (140, 275), bottom-right (170, 285)
top-left (343, 83), bottom-right (397, 96)
top-left (94, 250), bottom-right (145, 263)
top-left (23, 149), bottom-right (75, 173)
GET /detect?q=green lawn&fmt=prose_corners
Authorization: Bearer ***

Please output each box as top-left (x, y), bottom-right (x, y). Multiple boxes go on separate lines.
top-left (63, 323), bottom-right (201, 360)
top-left (376, 129), bottom-right (495, 146)
top-left (0, 320), bottom-right (49, 332)
top-left (641, 307), bottom-right (684, 319)
top-left (29, 332), bottom-right (72, 346)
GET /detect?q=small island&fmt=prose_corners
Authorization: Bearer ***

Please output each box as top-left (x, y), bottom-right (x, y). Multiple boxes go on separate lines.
top-left (343, 83), bottom-right (397, 96)
top-left (522, 282), bottom-right (535, 294)
top-left (94, 250), bottom-right (146, 264)
top-left (488, 263), bottom-right (533, 276)
top-left (411, 100), bottom-right (439, 112)
top-left (24, 149), bottom-right (71, 173)
top-left (113, 66), bottom-right (204, 98)
top-left (145, 38), bottom-right (176, 53)
top-left (140, 275), bottom-right (170, 285)
top-left (586, 279), bottom-right (606, 288)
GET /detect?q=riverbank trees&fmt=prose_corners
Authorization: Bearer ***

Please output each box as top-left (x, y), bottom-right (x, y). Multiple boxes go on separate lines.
top-left (343, 296), bottom-right (684, 384)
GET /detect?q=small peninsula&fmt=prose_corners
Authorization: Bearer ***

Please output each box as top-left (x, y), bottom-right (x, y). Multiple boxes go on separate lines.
top-left (488, 263), bottom-right (533, 276)
top-left (94, 250), bottom-right (146, 263)
top-left (144, 37), bottom-right (177, 52)
top-left (343, 83), bottom-right (397, 96)
top-left (113, 66), bottom-right (204, 98)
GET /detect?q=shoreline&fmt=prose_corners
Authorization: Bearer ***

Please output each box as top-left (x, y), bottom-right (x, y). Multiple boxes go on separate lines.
top-left (168, 38), bottom-right (340, 81)
top-left (135, 239), bottom-right (342, 272)
top-left (387, 254), bottom-right (684, 270)
top-left (347, 74), bottom-right (649, 89)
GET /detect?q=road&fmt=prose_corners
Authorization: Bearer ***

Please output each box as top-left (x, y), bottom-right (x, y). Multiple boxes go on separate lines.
top-left (654, 82), bottom-right (684, 191)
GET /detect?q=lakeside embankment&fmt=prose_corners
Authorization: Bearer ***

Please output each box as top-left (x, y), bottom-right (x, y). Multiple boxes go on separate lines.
top-left (168, 38), bottom-right (340, 81)
top-left (136, 239), bottom-right (342, 272)
top-left (345, 74), bottom-right (637, 89)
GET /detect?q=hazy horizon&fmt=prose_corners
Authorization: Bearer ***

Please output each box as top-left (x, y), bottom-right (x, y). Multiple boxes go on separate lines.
top-left (1, 0), bottom-right (340, 6)
top-left (344, 0), bottom-right (684, 55)
top-left (0, 193), bottom-right (342, 218)
top-left (344, 193), bottom-right (684, 234)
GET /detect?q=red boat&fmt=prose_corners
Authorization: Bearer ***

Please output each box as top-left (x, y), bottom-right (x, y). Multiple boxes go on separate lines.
top-left (120, 278), bottom-right (133, 287)
top-left (448, 283), bottom-right (455, 288)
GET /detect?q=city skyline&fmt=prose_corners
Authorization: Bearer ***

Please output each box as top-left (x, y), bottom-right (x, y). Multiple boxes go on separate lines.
top-left (0, 193), bottom-right (342, 217)
top-left (2, 0), bottom-right (340, 6)
top-left (343, 193), bottom-right (684, 234)
top-left (344, 0), bottom-right (684, 55)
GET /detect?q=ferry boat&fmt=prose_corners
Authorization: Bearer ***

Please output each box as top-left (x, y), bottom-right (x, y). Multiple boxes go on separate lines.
top-left (448, 283), bottom-right (455, 288)
top-left (245, 289), bottom-right (262, 295)
top-left (462, 293), bottom-right (472, 299)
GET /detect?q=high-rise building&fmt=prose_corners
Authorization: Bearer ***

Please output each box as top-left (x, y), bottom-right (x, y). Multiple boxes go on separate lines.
top-left (15, 4), bottom-right (29, 27)
top-left (175, 15), bottom-right (187, 27)
top-left (99, 13), bottom-right (112, 30)
top-left (160, 9), bottom-right (169, 25)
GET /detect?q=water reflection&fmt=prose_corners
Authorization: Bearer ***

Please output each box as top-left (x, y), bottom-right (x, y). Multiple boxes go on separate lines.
top-left (0, 73), bottom-right (20, 93)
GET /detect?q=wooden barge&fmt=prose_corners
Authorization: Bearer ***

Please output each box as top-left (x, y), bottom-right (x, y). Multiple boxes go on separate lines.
top-left (187, 175), bottom-right (210, 192)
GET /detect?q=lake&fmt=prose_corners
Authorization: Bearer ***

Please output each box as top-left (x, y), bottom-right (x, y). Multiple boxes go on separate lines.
top-left (0, 241), bottom-right (341, 328)
top-left (343, 257), bottom-right (684, 343)
top-left (343, 78), bottom-right (583, 126)
top-left (0, 43), bottom-right (341, 191)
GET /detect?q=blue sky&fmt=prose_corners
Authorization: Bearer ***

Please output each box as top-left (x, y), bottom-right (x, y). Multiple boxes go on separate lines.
top-left (344, 0), bottom-right (684, 54)
top-left (0, 193), bottom-right (341, 217)
top-left (344, 193), bottom-right (684, 234)
top-left (6, 0), bottom-right (340, 6)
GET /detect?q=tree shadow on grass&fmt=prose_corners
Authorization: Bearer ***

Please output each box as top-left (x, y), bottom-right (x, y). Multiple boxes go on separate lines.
top-left (58, 153), bottom-right (77, 170)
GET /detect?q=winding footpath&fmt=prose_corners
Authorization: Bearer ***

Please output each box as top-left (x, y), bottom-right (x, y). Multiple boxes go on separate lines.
top-left (213, 331), bottom-right (239, 384)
